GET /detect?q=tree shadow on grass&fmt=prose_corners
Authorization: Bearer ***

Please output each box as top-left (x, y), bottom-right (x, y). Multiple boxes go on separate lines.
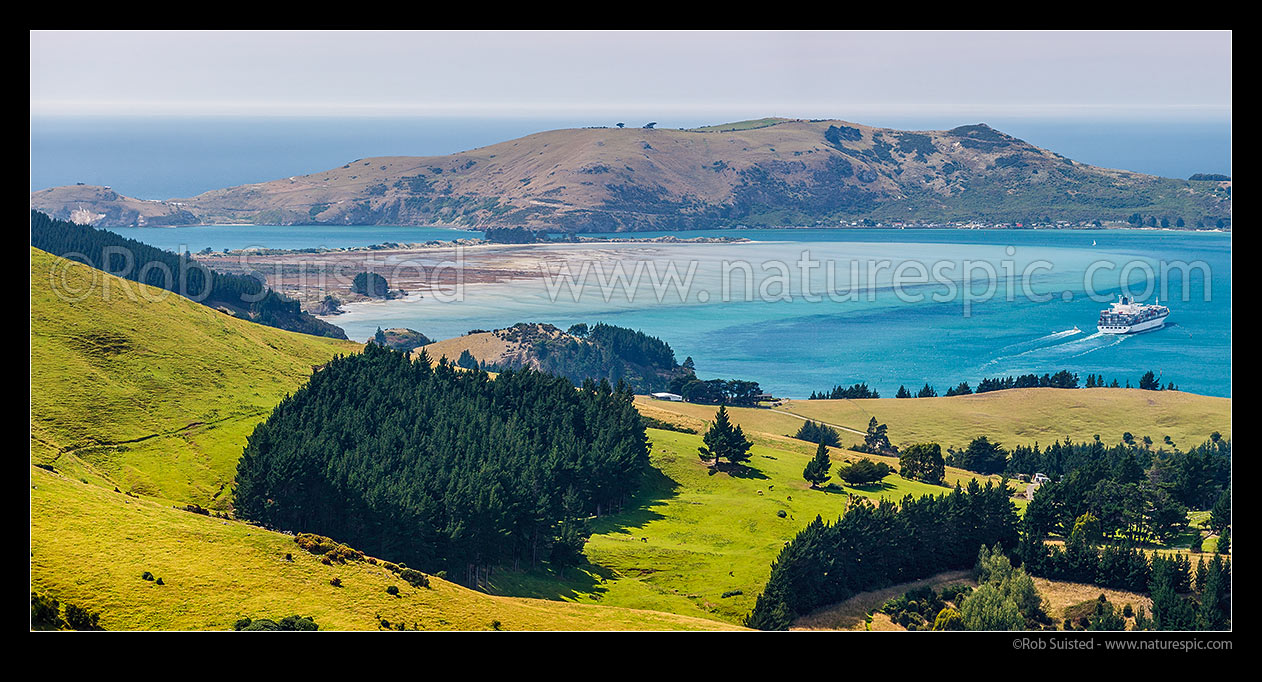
top-left (487, 464), bottom-right (682, 602)
top-left (589, 464), bottom-right (680, 536)
top-left (715, 461), bottom-right (769, 480)
top-left (839, 479), bottom-right (898, 493)
top-left (485, 558), bottom-right (615, 602)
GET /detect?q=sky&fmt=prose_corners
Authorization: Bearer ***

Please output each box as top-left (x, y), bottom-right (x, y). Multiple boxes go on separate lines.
top-left (30, 30), bottom-right (1232, 121)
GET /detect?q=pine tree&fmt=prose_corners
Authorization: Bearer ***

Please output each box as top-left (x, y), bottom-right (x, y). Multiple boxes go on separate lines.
top-left (863, 417), bottom-right (892, 453)
top-left (698, 405), bottom-right (753, 469)
top-left (895, 385), bottom-right (911, 399)
top-left (802, 442), bottom-right (832, 488)
top-left (1210, 490), bottom-right (1231, 535)
top-left (1197, 555), bottom-right (1230, 630)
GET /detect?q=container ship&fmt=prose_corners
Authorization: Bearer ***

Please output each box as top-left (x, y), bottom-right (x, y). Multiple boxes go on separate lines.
top-left (1097, 295), bottom-right (1170, 334)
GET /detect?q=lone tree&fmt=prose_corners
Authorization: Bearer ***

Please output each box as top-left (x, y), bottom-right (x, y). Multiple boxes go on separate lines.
top-left (1139, 371), bottom-right (1161, 391)
top-left (862, 417), bottom-right (893, 453)
top-left (836, 458), bottom-right (893, 486)
top-left (952, 436), bottom-right (1007, 475)
top-left (616, 122), bottom-right (625, 128)
top-left (899, 442), bottom-right (945, 485)
top-left (697, 405), bottom-right (753, 469)
top-left (802, 442), bottom-right (832, 488)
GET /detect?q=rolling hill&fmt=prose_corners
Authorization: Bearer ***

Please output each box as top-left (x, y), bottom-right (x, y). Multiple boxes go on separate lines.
top-left (636, 389), bottom-right (1231, 453)
top-left (419, 322), bottom-right (695, 393)
top-left (31, 465), bottom-right (733, 630)
top-left (29, 247), bottom-right (733, 630)
top-left (30, 246), bottom-right (360, 507)
top-left (31, 118), bottom-right (1231, 231)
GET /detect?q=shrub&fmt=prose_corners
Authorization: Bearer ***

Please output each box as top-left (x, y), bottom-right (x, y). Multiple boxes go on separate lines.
top-left (386, 585), bottom-right (400, 596)
top-left (329, 578), bottom-right (342, 588)
top-left (234, 615), bottom-right (318, 631)
top-left (836, 458), bottom-right (893, 486)
top-left (933, 607), bottom-right (965, 631)
top-left (776, 509), bottom-right (787, 518)
top-left (63, 603), bottom-right (102, 631)
top-left (31, 593), bottom-right (62, 630)
top-left (399, 568), bottom-right (429, 588)
top-left (295, 533), bottom-right (364, 563)
top-left (141, 571), bottom-right (154, 581)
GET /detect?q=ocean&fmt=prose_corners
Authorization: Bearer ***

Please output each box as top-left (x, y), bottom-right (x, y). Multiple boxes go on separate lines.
top-left (100, 225), bottom-right (1232, 399)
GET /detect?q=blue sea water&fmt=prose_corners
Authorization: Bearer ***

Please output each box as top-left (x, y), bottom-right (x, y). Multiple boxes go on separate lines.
top-left (41, 116), bottom-right (1228, 398)
top-left (102, 225), bottom-right (1232, 399)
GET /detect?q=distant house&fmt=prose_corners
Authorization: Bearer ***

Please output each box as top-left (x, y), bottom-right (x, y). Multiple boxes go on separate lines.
top-left (650, 392), bottom-right (683, 402)
top-left (1032, 473), bottom-right (1051, 485)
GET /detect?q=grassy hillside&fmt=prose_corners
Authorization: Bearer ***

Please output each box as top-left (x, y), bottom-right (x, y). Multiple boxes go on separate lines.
top-left (482, 389), bottom-right (1228, 625)
top-left (31, 466), bottom-right (732, 631)
top-left (30, 247), bottom-right (361, 508)
top-left (31, 119), bottom-right (1231, 230)
top-left (635, 389), bottom-right (1230, 452)
top-left (775, 388), bottom-right (1230, 451)
top-left (489, 426), bottom-right (997, 624)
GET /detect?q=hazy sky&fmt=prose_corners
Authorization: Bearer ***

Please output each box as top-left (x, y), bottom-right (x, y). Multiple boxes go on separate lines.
top-left (30, 30), bottom-right (1231, 121)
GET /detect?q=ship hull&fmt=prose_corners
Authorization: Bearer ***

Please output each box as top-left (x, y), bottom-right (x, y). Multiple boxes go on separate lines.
top-left (1097, 315), bottom-right (1167, 335)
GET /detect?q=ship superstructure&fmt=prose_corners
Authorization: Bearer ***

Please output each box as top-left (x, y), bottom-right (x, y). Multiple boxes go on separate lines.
top-left (1097, 296), bottom-right (1169, 334)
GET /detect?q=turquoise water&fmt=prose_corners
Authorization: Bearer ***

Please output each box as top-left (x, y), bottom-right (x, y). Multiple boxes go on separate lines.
top-left (108, 226), bottom-right (1231, 398)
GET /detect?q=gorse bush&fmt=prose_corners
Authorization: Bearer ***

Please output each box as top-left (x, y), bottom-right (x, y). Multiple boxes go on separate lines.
top-left (294, 533), bottom-right (364, 564)
top-left (399, 568), bottom-right (430, 588)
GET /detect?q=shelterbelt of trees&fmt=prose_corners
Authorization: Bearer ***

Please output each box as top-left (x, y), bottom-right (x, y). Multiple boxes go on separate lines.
top-left (820, 369), bottom-right (1178, 401)
top-left (30, 211), bottom-right (345, 339)
top-left (234, 344), bottom-right (651, 585)
top-left (745, 481), bottom-right (1019, 630)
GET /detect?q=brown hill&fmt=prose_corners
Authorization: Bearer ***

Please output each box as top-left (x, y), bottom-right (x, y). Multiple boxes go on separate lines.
top-left (31, 118), bottom-right (1232, 231)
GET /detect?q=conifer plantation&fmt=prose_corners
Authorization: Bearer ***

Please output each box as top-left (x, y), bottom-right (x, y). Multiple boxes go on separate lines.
top-left (30, 211), bottom-right (345, 339)
top-left (746, 481), bottom-right (1020, 630)
top-left (233, 344), bottom-right (651, 582)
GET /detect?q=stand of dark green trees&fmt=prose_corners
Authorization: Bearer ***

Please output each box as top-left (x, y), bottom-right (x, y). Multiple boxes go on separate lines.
top-left (745, 480), bottom-right (1019, 630)
top-left (234, 344), bottom-right (651, 584)
top-left (808, 383), bottom-right (879, 400)
top-left (485, 322), bottom-right (694, 394)
top-left (792, 420), bottom-right (842, 447)
top-left (1014, 437), bottom-right (1229, 540)
top-left (31, 210), bottom-right (345, 339)
top-left (1018, 518), bottom-right (1231, 629)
